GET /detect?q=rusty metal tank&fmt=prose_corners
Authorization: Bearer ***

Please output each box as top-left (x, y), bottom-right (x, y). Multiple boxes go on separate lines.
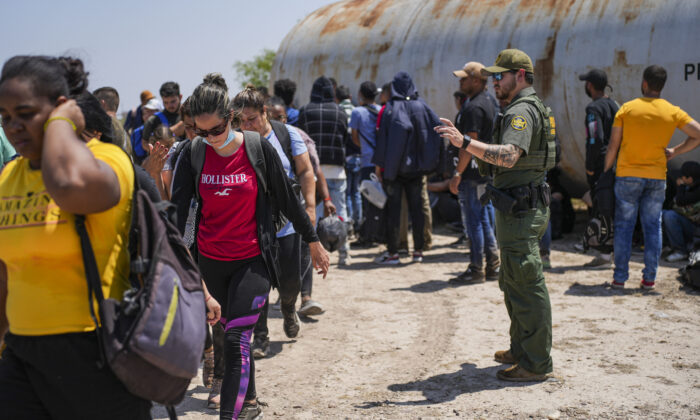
top-left (271, 0), bottom-right (700, 194)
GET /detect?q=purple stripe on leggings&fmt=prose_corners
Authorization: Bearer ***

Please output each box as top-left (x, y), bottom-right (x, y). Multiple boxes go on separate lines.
top-left (225, 314), bottom-right (260, 331)
top-left (233, 328), bottom-right (253, 419)
top-left (251, 294), bottom-right (268, 310)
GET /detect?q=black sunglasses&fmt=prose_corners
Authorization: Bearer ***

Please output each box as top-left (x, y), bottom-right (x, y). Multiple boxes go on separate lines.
top-left (194, 117), bottom-right (229, 138)
top-left (492, 70), bottom-right (517, 81)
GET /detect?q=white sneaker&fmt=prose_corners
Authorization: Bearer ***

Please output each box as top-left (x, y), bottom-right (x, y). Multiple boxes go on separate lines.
top-left (338, 253), bottom-right (351, 266)
top-left (666, 250), bottom-right (688, 262)
top-left (374, 251), bottom-right (389, 263)
top-left (412, 251), bottom-right (423, 263)
top-left (375, 252), bottom-right (400, 265)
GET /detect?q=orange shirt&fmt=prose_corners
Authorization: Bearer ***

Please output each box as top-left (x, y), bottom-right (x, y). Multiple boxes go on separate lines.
top-left (613, 97), bottom-right (692, 180)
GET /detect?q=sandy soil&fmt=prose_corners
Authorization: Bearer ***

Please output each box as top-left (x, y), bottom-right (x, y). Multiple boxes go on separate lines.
top-left (153, 227), bottom-right (700, 420)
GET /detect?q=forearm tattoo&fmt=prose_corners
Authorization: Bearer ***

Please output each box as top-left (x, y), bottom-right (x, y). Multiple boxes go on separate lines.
top-left (480, 144), bottom-right (523, 168)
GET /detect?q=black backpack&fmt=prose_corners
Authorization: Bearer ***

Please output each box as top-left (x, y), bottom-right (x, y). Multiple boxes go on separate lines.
top-left (75, 156), bottom-right (206, 414)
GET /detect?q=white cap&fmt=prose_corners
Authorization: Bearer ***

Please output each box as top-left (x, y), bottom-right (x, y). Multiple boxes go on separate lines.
top-left (143, 98), bottom-right (163, 111)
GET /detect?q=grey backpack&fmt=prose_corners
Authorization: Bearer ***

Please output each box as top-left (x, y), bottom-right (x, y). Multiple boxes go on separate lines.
top-left (75, 161), bottom-right (206, 412)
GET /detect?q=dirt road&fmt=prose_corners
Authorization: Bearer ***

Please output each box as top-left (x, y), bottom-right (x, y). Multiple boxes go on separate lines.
top-left (154, 229), bottom-right (700, 419)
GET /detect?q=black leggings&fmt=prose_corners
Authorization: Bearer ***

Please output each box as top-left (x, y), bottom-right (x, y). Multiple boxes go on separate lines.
top-left (198, 254), bottom-right (270, 420)
top-left (300, 241), bottom-right (313, 297)
top-left (254, 233), bottom-right (301, 340)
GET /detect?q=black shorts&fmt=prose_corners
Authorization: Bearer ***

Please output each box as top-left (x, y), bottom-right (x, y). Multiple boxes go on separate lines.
top-left (0, 332), bottom-right (152, 420)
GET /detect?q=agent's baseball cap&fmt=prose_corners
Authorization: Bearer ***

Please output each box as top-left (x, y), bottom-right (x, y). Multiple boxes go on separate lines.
top-left (453, 62), bottom-right (488, 81)
top-left (140, 90), bottom-right (155, 105)
top-left (578, 69), bottom-right (610, 91)
top-left (482, 49), bottom-right (534, 75)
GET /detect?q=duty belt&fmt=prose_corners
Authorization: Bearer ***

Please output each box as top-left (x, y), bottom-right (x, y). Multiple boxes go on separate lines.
top-left (480, 182), bottom-right (551, 217)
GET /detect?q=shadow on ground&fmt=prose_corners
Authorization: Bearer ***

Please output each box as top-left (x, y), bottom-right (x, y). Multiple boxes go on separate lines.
top-left (152, 385), bottom-right (215, 419)
top-left (356, 362), bottom-right (539, 408)
top-left (390, 279), bottom-right (453, 293)
top-left (564, 281), bottom-right (661, 297)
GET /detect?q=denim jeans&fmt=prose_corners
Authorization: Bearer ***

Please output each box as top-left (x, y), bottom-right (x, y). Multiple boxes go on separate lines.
top-left (662, 209), bottom-right (696, 252)
top-left (613, 177), bottom-right (666, 283)
top-left (458, 179), bottom-right (498, 270)
top-left (316, 177), bottom-right (349, 254)
top-left (345, 155), bottom-right (362, 226)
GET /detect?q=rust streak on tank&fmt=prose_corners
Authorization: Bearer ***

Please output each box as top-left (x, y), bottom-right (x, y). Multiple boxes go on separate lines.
top-left (431, 0), bottom-right (451, 18)
top-left (361, 1), bottom-right (391, 28)
top-left (536, 35), bottom-right (557, 98)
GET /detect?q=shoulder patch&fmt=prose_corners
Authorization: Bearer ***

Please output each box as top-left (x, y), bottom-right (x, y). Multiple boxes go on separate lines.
top-left (510, 115), bottom-right (527, 131)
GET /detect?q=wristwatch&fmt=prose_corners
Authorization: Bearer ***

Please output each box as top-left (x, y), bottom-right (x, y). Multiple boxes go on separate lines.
top-left (461, 134), bottom-right (471, 150)
top-left (453, 170), bottom-right (462, 178)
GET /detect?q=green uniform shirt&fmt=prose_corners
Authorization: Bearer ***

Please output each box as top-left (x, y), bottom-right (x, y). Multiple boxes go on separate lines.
top-left (0, 124), bottom-right (16, 166)
top-left (493, 87), bottom-right (546, 190)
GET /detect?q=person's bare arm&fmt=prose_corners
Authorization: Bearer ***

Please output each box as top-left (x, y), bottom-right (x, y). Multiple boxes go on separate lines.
top-left (351, 129), bottom-right (361, 148)
top-left (162, 170), bottom-right (173, 200)
top-left (315, 169), bottom-right (335, 219)
top-left (169, 120), bottom-right (185, 137)
top-left (449, 131), bottom-right (476, 194)
top-left (604, 126), bottom-right (622, 172)
top-left (667, 120), bottom-right (700, 160)
top-left (42, 100), bottom-right (122, 214)
top-left (436, 119), bottom-right (523, 168)
top-left (428, 178), bottom-right (451, 193)
top-left (0, 260), bottom-right (8, 348)
top-left (201, 280), bottom-right (221, 326)
top-left (293, 152), bottom-right (317, 223)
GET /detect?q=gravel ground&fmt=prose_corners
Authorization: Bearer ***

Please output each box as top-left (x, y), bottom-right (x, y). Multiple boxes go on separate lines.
top-left (153, 228), bottom-right (700, 420)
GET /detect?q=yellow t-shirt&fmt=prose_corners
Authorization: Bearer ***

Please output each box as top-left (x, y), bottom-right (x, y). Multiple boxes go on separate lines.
top-left (0, 139), bottom-right (134, 336)
top-left (614, 97), bottom-right (692, 180)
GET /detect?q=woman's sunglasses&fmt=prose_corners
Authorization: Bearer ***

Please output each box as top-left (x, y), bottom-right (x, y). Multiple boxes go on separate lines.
top-left (194, 118), bottom-right (229, 138)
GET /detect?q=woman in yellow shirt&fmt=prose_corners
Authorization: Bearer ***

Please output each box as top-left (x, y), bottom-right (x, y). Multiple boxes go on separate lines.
top-left (0, 55), bottom-right (217, 419)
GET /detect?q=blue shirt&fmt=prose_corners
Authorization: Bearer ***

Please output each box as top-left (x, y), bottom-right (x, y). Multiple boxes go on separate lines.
top-left (265, 124), bottom-right (307, 237)
top-left (349, 104), bottom-right (380, 168)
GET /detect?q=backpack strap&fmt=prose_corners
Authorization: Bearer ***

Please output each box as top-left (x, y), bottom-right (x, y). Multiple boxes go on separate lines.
top-left (131, 126), bottom-right (145, 157)
top-left (190, 137), bottom-right (206, 201)
top-left (74, 214), bottom-right (108, 368)
top-left (243, 131), bottom-right (268, 195)
top-left (155, 111), bottom-right (170, 127)
top-left (75, 146), bottom-right (138, 366)
top-left (270, 119), bottom-right (296, 176)
top-left (364, 104), bottom-right (379, 116)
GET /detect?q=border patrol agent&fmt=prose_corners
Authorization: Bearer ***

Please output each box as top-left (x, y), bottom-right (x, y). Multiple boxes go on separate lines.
top-left (435, 49), bottom-right (555, 381)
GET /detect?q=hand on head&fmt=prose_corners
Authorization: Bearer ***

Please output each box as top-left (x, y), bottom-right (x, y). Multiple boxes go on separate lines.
top-left (49, 99), bottom-right (86, 134)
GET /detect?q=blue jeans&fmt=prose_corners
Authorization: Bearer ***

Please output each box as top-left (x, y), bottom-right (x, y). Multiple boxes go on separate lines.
top-left (613, 177), bottom-right (665, 283)
top-left (540, 221), bottom-right (552, 255)
top-left (662, 209), bottom-right (696, 252)
top-left (458, 179), bottom-right (499, 270)
top-left (316, 177), bottom-right (349, 254)
top-left (345, 155), bottom-right (362, 226)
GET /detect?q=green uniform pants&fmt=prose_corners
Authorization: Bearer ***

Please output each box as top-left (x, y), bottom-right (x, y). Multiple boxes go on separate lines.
top-left (495, 205), bottom-right (553, 374)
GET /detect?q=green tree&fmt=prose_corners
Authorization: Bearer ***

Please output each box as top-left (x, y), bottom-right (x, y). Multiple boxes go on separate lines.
top-left (233, 48), bottom-right (276, 89)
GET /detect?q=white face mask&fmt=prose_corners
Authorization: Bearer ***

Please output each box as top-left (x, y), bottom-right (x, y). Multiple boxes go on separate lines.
top-left (203, 128), bottom-right (235, 150)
